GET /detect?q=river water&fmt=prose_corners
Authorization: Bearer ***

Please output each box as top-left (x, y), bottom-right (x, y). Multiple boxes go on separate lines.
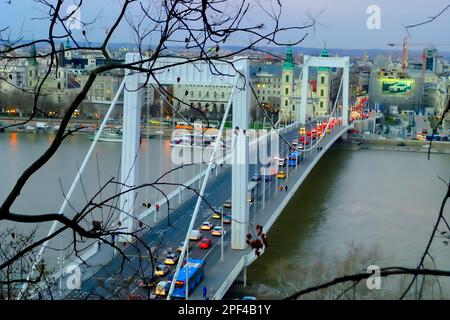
top-left (243, 145), bottom-right (450, 299)
top-left (1, 132), bottom-right (450, 299)
top-left (0, 132), bottom-right (201, 266)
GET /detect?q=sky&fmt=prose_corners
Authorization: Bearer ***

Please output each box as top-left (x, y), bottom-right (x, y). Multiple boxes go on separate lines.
top-left (1, 0), bottom-right (450, 51)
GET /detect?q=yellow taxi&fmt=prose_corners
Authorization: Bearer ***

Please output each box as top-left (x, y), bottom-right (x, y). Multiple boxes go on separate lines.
top-left (164, 253), bottom-right (179, 265)
top-left (155, 281), bottom-right (170, 296)
top-left (154, 264), bottom-right (170, 276)
top-left (277, 171), bottom-right (286, 179)
top-left (201, 221), bottom-right (213, 230)
top-left (212, 211), bottom-right (222, 219)
top-left (211, 226), bottom-right (223, 236)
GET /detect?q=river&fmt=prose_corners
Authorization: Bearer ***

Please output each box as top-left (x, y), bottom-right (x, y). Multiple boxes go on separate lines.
top-left (239, 145), bottom-right (450, 299)
top-left (0, 132), bottom-right (201, 267)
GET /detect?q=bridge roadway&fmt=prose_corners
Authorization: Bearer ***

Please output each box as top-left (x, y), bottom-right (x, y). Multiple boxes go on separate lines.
top-left (59, 122), bottom-right (349, 300)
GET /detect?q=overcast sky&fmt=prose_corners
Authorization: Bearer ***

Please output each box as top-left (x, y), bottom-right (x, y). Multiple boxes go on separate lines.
top-left (1, 0), bottom-right (450, 50)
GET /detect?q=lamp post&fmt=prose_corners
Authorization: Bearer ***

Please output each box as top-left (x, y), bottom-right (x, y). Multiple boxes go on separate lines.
top-left (221, 208), bottom-right (224, 262)
top-left (185, 246), bottom-right (189, 300)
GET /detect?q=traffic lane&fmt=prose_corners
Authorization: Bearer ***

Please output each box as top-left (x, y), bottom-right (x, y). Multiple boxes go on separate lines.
top-left (88, 170), bottom-right (232, 298)
top-left (186, 128), bottom-right (339, 299)
top-left (66, 168), bottom-right (233, 297)
top-left (67, 126), bottom-right (301, 299)
top-left (131, 210), bottom-right (232, 299)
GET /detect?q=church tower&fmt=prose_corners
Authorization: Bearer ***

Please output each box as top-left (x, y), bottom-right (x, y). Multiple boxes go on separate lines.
top-left (317, 45), bottom-right (331, 116)
top-left (27, 43), bottom-right (39, 87)
top-left (64, 37), bottom-right (72, 60)
top-left (281, 46), bottom-right (295, 122)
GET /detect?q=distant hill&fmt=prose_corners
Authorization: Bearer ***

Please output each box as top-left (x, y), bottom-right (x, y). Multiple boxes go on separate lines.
top-left (27, 40), bottom-right (450, 61)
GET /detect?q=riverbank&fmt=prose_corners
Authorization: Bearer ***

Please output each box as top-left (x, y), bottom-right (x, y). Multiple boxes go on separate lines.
top-left (0, 117), bottom-right (174, 137)
top-left (342, 136), bottom-right (450, 155)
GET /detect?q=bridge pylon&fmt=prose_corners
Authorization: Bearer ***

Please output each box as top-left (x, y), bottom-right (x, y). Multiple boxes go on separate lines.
top-left (299, 56), bottom-right (350, 126)
top-left (231, 58), bottom-right (250, 250)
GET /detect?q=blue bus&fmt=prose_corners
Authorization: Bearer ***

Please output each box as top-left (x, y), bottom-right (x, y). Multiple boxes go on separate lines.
top-left (172, 258), bottom-right (205, 299)
top-left (288, 151), bottom-right (302, 166)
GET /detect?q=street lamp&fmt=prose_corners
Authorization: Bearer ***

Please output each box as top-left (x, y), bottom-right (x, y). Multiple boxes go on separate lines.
top-left (221, 208), bottom-right (224, 262)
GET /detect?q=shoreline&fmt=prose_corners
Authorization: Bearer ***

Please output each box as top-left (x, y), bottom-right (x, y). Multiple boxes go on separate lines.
top-left (339, 137), bottom-right (450, 155)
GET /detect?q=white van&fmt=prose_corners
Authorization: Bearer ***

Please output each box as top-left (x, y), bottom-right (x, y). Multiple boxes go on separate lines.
top-left (189, 229), bottom-right (202, 241)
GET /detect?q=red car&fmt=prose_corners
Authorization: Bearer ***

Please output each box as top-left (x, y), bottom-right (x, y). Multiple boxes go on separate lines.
top-left (198, 237), bottom-right (212, 249)
top-left (299, 136), bottom-right (305, 142)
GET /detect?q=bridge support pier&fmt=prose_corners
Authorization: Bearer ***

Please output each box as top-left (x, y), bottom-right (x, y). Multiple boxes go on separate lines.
top-left (231, 58), bottom-right (250, 250)
top-left (235, 266), bottom-right (248, 288)
top-left (119, 53), bottom-right (142, 242)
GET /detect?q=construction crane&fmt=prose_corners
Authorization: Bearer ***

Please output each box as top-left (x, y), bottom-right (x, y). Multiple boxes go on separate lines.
top-left (387, 39), bottom-right (450, 111)
top-left (387, 39), bottom-right (450, 72)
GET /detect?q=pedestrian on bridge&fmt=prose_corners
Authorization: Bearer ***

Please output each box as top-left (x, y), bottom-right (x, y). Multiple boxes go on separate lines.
top-left (202, 286), bottom-right (208, 299)
top-left (156, 204), bottom-right (160, 212)
top-left (285, 185), bottom-right (288, 192)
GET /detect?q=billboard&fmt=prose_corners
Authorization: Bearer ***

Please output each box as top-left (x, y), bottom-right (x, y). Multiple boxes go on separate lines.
top-left (381, 78), bottom-right (414, 95)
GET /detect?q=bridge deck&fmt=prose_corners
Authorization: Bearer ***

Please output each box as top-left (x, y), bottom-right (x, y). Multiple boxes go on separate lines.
top-left (55, 124), bottom-right (350, 300)
top-left (188, 125), bottom-right (350, 300)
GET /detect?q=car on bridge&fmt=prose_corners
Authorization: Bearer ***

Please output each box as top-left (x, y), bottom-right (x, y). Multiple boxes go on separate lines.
top-left (212, 211), bottom-right (222, 219)
top-left (211, 226), bottom-right (223, 236)
top-left (164, 253), bottom-right (179, 265)
top-left (223, 215), bottom-right (232, 224)
top-left (155, 264), bottom-right (170, 277)
top-left (199, 237), bottom-right (212, 249)
top-left (155, 281), bottom-right (171, 297)
top-left (223, 200), bottom-right (232, 208)
top-left (251, 174), bottom-right (261, 182)
top-left (201, 221), bottom-right (213, 230)
top-left (137, 275), bottom-right (159, 289)
top-left (277, 171), bottom-right (286, 179)
top-left (189, 229), bottom-right (202, 240)
top-left (177, 241), bottom-right (192, 252)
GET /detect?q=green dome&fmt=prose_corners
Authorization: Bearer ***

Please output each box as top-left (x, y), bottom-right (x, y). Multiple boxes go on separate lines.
top-left (283, 46), bottom-right (294, 70)
top-left (28, 43), bottom-right (37, 66)
top-left (320, 47), bottom-right (329, 57)
top-left (319, 45), bottom-right (330, 71)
